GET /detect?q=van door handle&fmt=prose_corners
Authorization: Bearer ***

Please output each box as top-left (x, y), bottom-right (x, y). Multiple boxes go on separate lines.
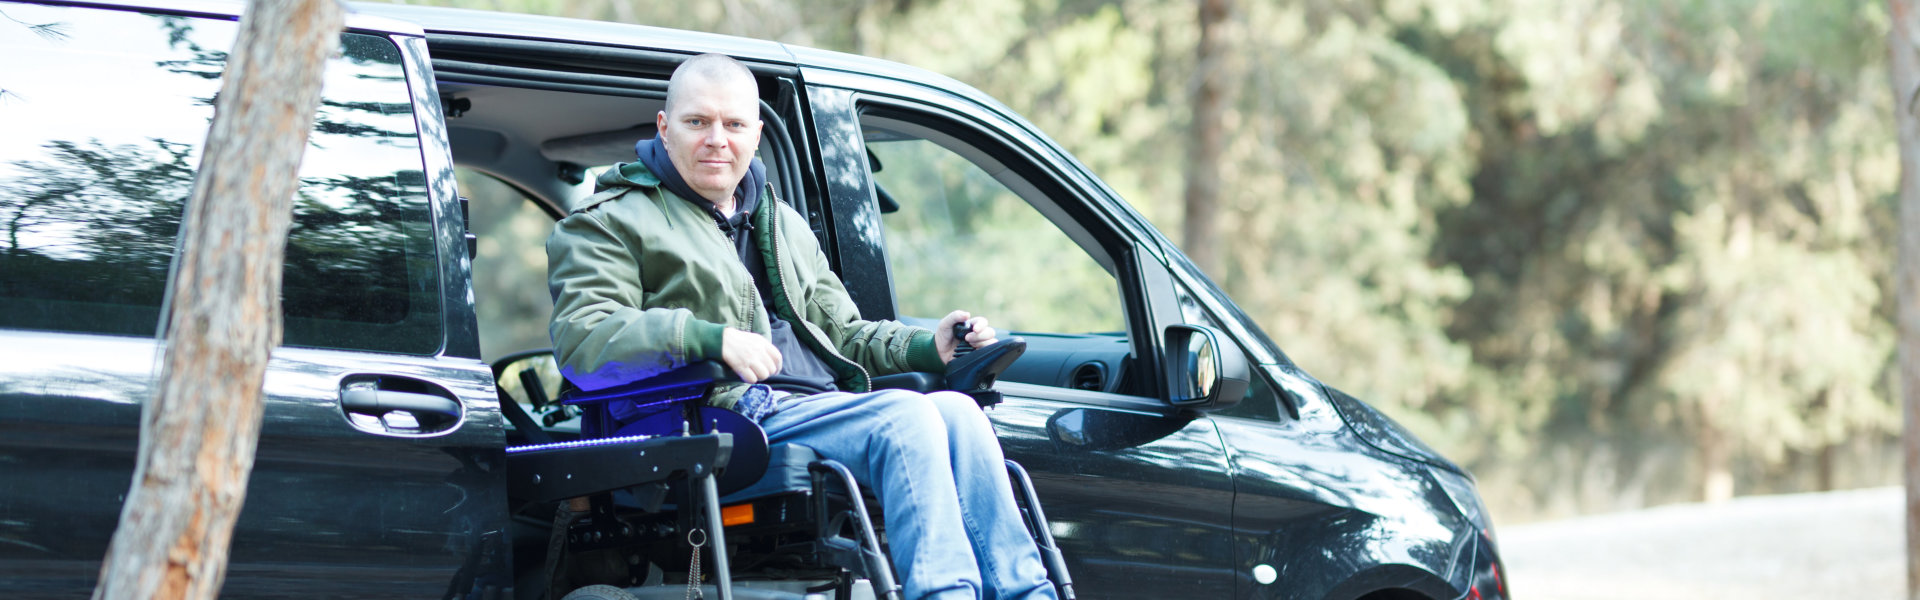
top-left (339, 378), bottom-right (464, 435)
top-left (341, 387), bottom-right (460, 419)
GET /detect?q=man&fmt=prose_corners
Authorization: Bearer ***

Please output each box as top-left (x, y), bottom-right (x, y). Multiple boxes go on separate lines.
top-left (547, 53), bottom-right (1058, 600)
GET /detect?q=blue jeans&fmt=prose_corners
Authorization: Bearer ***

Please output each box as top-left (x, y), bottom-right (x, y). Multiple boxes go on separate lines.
top-left (757, 389), bottom-right (1058, 600)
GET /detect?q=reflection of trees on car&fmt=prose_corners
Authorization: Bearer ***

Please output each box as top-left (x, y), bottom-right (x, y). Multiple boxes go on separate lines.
top-left (155, 17), bottom-right (416, 144)
top-left (284, 171), bottom-right (431, 325)
top-left (0, 138), bottom-right (193, 331)
top-left (313, 100), bottom-right (417, 142)
top-left (0, 138), bottom-right (431, 338)
top-left (0, 6), bottom-right (438, 352)
top-left (0, 4), bottom-right (72, 104)
top-left (153, 15), bottom-right (224, 81)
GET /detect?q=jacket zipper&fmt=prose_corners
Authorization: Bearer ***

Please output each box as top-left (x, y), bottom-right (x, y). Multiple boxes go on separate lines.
top-left (692, 194), bottom-right (759, 329)
top-left (761, 187), bottom-right (870, 391)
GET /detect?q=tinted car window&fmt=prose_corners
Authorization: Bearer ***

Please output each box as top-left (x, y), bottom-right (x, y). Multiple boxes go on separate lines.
top-left (1214, 362), bottom-right (1284, 421)
top-left (0, 6), bottom-right (439, 354)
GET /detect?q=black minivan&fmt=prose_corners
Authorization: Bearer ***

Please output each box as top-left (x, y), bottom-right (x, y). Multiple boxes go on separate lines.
top-left (0, 1), bottom-right (1507, 598)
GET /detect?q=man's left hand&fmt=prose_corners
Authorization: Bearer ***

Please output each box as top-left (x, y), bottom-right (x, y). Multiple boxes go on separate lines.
top-left (935, 310), bottom-right (997, 364)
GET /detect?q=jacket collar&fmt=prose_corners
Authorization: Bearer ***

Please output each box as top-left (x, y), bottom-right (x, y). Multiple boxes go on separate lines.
top-left (631, 137), bottom-right (766, 216)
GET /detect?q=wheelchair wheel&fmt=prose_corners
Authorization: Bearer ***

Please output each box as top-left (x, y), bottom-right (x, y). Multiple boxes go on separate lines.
top-left (561, 584), bottom-right (639, 600)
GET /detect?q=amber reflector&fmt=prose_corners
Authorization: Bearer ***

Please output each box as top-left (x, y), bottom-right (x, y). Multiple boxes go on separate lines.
top-left (722, 503), bottom-right (754, 527)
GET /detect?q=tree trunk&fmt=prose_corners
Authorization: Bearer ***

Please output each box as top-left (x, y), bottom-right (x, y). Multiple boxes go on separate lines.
top-left (1817, 442), bottom-right (1837, 492)
top-left (1890, 1), bottom-right (1920, 598)
top-left (1814, 389), bottom-right (1836, 492)
top-left (90, 1), bottom-right (342, 598)
top-left (1182, 0), bottom-right (1232, 277)
top-left (1697, 398), bottom-right (1734, 503)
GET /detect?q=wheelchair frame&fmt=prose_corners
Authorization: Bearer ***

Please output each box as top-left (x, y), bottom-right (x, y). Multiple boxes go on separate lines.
top-left (499, 358), bottom-right (1075, 600)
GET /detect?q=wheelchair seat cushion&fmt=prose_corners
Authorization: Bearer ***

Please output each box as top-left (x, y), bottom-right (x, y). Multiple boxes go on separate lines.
top-left (719, 442), bottom-right (819, 504)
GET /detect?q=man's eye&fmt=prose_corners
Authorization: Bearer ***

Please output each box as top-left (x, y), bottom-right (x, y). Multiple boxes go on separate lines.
top-left (686, 118), bottom-right (706, 127)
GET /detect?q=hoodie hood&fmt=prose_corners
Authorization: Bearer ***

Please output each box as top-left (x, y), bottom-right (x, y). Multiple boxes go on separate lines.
top-left (633, 136), bottom-right (765, 216)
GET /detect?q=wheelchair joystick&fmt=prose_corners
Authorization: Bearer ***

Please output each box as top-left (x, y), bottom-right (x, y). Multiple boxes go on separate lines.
top-left (951, 321), bottom-right (975, 357)
top-left (945, 321), bottom-right (1025, 408)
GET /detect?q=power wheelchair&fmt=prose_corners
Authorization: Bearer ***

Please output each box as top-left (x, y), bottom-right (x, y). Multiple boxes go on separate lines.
top-left (494, 334), bottom-right (1075, 600)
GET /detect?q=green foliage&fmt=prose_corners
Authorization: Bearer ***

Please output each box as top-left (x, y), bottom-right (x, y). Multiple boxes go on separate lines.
top-left (1413, 0), bottom-right (1898, 508)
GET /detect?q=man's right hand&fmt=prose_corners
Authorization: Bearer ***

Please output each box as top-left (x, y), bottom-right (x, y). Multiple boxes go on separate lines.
top-left (721, 328), bottom-right (782, 383)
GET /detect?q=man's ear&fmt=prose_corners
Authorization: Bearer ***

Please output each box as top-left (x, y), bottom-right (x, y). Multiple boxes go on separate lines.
top-left (656, 110), bottom-right (669, 136)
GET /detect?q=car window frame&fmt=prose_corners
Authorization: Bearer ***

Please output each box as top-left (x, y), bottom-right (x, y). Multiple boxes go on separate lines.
top-left (418, 47), bottom-right (813, 359)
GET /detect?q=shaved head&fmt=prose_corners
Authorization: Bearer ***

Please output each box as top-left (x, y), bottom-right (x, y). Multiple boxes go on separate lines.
top-left (665, 53), bottom-right (757, 116)
top-left (657, 53), bottom-right (763, 207)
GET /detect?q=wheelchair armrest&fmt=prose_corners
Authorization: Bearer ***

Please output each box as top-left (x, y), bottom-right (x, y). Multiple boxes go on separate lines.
top-left (945, 337), bottom-right (1026, 394)
top-left (870, 338), bottom-right (1029, 408)
top-left (871, 371), bottom-right (946, 392)
top-left (560, 360), bottom-right (740, 407)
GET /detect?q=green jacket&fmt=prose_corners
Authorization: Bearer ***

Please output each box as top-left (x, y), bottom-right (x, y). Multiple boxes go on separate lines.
top-left (547, 162), bottom-right (944, 411)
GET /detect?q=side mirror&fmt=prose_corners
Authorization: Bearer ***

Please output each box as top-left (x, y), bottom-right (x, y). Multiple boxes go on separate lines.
top-left (1163, 324), bottom-right (1248, 412)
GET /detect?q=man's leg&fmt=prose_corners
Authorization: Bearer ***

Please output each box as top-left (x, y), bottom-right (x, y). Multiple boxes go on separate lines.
top-left (922, 391), bottom-right (1055, 600)
top-left (759, 389), bottom-right (983, 600)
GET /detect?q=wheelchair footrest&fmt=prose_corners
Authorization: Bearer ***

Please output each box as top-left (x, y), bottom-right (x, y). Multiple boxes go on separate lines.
top-left (507, 433), bottom-right (733, 504)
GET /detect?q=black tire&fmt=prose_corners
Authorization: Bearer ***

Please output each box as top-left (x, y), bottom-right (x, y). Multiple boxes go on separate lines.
top-left (561, 585), bottom-right (640, 600)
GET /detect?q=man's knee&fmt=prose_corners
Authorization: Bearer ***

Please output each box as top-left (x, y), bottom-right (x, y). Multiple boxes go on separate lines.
top-left (867, 389), bottom-right (948, 438)
top-left (863, 390), bottom-right (990, 445)
top-left (926, 390), bottom-right (974, 412)
top-left (927, 391), bottom-right (989, 425)
top-left (923, 391), bottom-right (1000, 449)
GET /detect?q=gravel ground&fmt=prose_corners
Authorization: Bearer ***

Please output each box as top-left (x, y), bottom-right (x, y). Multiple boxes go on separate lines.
top-left (1498, 486), bottom-right (1902, 600)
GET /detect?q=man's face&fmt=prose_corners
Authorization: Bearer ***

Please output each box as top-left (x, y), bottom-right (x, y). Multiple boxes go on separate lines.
top-left (657, 74), bottom-right (762, 205)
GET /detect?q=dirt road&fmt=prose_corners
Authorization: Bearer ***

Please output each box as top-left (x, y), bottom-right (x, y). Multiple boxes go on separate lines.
top-left (1498, 486), bottom-right (1900, 599)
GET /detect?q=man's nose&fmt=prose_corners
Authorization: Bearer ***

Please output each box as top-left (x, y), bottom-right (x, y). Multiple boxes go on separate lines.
top-left (704, 127), bottom-right (727, 147)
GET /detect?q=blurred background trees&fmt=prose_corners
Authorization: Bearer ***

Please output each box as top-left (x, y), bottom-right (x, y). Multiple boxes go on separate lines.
top-left (394, 0), bottom-right (1899, 523)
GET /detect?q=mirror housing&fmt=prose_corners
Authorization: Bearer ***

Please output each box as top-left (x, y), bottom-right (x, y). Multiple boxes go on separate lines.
top-left (1164, 324), bottom-right (1249, 412)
